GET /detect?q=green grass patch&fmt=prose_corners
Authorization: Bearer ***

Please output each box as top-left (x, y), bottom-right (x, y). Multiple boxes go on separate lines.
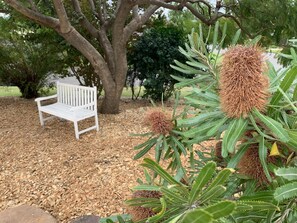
top-left (0, 86), bottom-right (22, 97)
top-left (0, 85), bottom-right (191, 99)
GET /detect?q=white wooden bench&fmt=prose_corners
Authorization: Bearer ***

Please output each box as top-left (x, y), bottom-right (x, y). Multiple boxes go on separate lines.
top-left (35, 82), bottom-right (99, 139)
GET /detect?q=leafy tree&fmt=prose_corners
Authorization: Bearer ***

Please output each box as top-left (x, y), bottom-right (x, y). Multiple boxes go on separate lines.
top-left (0, 15), bottom-right (63, 98)
top-left (226, 0), bottom-right (297, 46)
top-left (2, 0), bottom-right (240, 113)
top-left (128, 22), bottom-right (188, 101)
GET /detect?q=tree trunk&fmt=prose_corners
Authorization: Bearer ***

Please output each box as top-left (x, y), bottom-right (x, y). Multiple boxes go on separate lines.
top-left (100, 87), bottom-right (122, 114)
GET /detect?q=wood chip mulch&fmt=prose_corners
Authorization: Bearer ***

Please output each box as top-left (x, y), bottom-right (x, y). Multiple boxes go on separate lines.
top-left (0, 97), bottom-right (166, 222)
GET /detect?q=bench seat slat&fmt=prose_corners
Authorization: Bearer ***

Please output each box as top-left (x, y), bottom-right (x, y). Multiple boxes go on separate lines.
top-left (40, 103), bottom-right (95, 122)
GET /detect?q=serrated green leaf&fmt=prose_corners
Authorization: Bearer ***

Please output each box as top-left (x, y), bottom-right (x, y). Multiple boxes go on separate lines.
top-left (287, 130), bottom-right (297, 152)
top-left (204, 201), bottom-right (235, 219)
top-left (160, 187), bottom-right (187, 203)
top-left (133, 185), bottom-right (160, 191)
top-left (125, 197), bottom-right (160, 207)
top-left (148, 197), bottom-right (167, 222)
top-left (274, 182), bottom-right (297, 202)
top-left (189, 162), bottom-right (216, 204)
top-left (198, 185), bottom-right (226, 203)
top-left (178, 111), bottom-right (223, 127)
top-left (172, 60), bottom-right (209, 75)
top-left (181, 121), bottom-right (216, 138)
top-left (185, 96), bottom-right (218, 107)
top-left (290, 47), bottom-right (297, 61)
top-left (237, 201), bottom-right (279, 211)
top-left (134, 137), bottom-right (155, 150)
top-left (279, 53), bottom-right (293, 59)
top-left (206, 117), bottom-right (228, 137)
top-left (269, 66), bottom-right (297, 106)
top-left (240, 191), bottom-right (274, 202)
top-left (180, 209), bottom-right (213, 223)
top-left (141, 158), bottom-right (182, 185)
top-left (259, 136), bottom-right (272, 182)
top-left (171, 136), bottom-right (187, 156)
top-left (222, 117), bottom-right (248, 156)
top-left (173, 75), bottom-right (210, 88)
top-left (207, 168), bottom-right (233, 190)
top-left (133, 138), bottom-right (157, 159)
top-left (186, 61), bottom-right (209, 70)
top-left (227, 144), bottom-right (249, 168)
top-left (192, 88), bottom-right (219, 101)
top-left (275, 167), bottom-right (297, 181)
top-left (252, 109), bottom-right (289, 142)
top-left (293, 84), bottom-right (297, 101)
top-left (99, 214), bottom-right (131, 223)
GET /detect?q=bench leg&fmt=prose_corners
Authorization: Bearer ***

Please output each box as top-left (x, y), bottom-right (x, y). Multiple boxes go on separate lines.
top-left (95, 114), bottom-right (99, 131)
top-left (74, 121), bottom-right (79, 139)
top-left (38, 110), bottom-right (45, 126)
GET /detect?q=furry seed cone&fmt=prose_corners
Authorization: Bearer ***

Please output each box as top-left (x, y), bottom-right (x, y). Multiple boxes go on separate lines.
top-left (128, 190), bottom-right (162, 221)
top-left (219, 45), bottom-right (270, 118)
top-left (144, 109), bottom-right (173, 135)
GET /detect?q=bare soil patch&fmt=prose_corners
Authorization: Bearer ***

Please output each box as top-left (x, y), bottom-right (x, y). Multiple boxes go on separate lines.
top-left (0, 97), bottom-right (166, 222)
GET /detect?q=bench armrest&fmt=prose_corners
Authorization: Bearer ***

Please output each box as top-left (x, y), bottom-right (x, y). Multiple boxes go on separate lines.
top-left (35, 94), bottom-right (57, 102)
top-left (70, 103), bottom-right (96, 111)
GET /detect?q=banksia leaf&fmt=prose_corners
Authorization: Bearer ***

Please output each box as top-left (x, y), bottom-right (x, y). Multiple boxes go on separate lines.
top-left (180, 209), bottom-right (213, 223)
top-left (219, 45), bottom-right (269, 118)
top-left (203, 201), bottom-right (236, 219)
top-left (274, 182), bottom-right (297, 202)
top-left (275, 167), bottom-right (297, 181)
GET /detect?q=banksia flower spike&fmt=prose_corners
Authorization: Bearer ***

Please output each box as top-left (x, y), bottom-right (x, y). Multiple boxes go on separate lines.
top-left (219, 45), bottom-right (270, 118)
top-left (237, 146), bottom-right (269, 185)
top-left (144, 109), bottom-right (173, 135)
top-left (128, 190), bottom-right (161, 221)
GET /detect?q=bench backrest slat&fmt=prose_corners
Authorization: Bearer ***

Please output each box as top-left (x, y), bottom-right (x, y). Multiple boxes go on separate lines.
top-left (57, 82), bottom-right (97, 111)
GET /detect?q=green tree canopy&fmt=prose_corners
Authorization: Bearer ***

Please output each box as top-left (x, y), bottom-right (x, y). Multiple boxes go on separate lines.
top-left (128, 21), bottom-right (189, 101)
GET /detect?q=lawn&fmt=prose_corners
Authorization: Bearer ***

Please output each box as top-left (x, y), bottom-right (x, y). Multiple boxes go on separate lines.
top-left (0, 86), bottom-right (191, 98)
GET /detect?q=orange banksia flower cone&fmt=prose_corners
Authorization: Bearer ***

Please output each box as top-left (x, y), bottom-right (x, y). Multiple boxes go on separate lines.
top-left (219, 45), bottom-right (270, 118)
top-left (144, 109), bottom-right (173, 135)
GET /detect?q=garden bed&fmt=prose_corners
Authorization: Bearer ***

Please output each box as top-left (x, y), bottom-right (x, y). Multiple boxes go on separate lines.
top-left (0, 97), bottom-right (159, 222)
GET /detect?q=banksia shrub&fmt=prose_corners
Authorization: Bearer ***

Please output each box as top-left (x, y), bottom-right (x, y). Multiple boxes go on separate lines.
top-left (144, 109), bottom-right (173, 135)
top-left (128, 190), bottom-right (162, 221)
top-left (219, 45), bottom-right (270, 118)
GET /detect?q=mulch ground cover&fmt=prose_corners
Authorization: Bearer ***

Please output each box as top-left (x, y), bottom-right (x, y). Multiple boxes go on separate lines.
top-left (0, 97), bottom-right (167, 222)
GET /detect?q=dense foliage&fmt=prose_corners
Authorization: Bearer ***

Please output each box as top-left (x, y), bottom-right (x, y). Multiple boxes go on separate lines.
top-left (0, 16), bottom-right (63, 98)
top-left (128, 23), bottom-right (190, 101)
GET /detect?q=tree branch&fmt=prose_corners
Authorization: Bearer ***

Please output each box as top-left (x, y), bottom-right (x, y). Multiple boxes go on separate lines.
top-left (27, 0), bottom-right (38, 11)
top-left (137, 0), bottom-right (186, 10)
top-left (72, 0), bottom-right (98, 38)
top-left (3, 0), bottom-right (59, 29)
top-left (220, 13), bottom-right (253, 38)
top-left (185, 2), bottom-right (211, 25)
top-left (52, 0), bottom-right (71, 33)
top-left (124, 5), bottom-right (159, 43)
top-left (72, 0), bottom-right (115, 74)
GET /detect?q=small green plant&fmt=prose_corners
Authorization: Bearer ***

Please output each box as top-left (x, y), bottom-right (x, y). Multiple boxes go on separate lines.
top-left (132, 95), bottom-right (190, 174)
top-left (127, 159), bottom-right (279, 223)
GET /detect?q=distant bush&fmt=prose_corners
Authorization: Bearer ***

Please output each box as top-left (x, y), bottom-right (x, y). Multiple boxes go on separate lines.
top-left (127, 24), bottom-right (193, 101)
